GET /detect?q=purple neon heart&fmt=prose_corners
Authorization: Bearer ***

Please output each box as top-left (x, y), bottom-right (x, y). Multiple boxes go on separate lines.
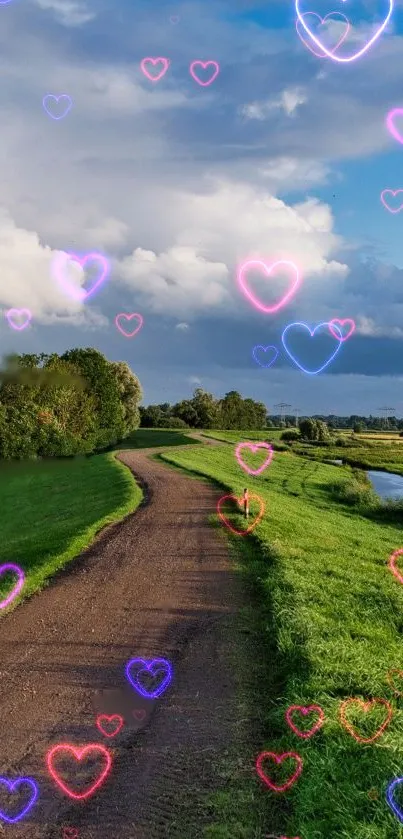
top-left (0, 564), bottom-right (25, 609)
top-left (0, 777), bottom-right (38, 823)
top-left (125, 657), bottom-right (172, 699)
top-left (282, 321), bottom-right (343, 375)
top-left (386, 776), bottom-right (403, 823)
top-left (42, 94), bottom-right (72, 120)
top-left (252, 345), bottom-right (278, 368)
top-left (54, 252), bottom-right (109, 302)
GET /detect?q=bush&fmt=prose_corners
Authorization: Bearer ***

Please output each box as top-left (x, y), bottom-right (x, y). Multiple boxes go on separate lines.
top-left (280, 429), bottom-right (301, 441)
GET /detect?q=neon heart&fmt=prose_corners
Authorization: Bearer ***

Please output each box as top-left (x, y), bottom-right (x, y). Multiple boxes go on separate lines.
top-left (217, 493), bottom-right (265, 535)
top-left (252, 345), bottom-right (278, 368)
top-left (235, 442), bottom-right (273, 476)
top-left (46, 743), bottom-right (112, 801)
top-left (54, 252), bottom-right (109, 302)
top-left (132, 709), bottom-right (146, 721)
top-left (386, 669), bottom-right (403, 696)
top-left (115, 313), bottom-right (143, 338)
top-left (125, 658), bottom-right (172, 699)
top-left (0, 777), bottom-right (38, 823)
top-left (328, 318), bottom-right (355, 342)
top-left (295, 0), bottom-right (394, 63)
top-left (140, 58), bottom-right (170, 82)
top-left (169, 15), bottom-right (179, 23)
top-left (282, 321), bottom-right (343, 375)
top-left (386, 776), bottom-right (403, 823)
top-left (42, 94), bottom-right (72, 120)
top-left (6, 308), bottom-right (32, 331)
top-left (62, 829), bottom-right (79, 839)
top-left (0, 563), bottom-right (25, 609)
top-left (285, 704), bottom-right (325, 739)
top-left (96, 714), bottom-right (124, 738)
top-left (189, 61), bottom-right (220, 87)
top-left (296, 12), bottom-right (350, 59)
top-left (389, 548), bottom-right (403, 584)
top-left (255, 751), bottom-right (303, 793)
top-left (381, 189), bottom-right (403, 214)
top-left (238, 260), bottom-right (300, 315)
top-left (339, 698), bottom-right (393, 744)
top-left (386, 108), bottom-right (403, 145)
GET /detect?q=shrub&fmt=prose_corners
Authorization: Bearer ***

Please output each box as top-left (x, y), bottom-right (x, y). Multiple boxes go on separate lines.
top-left (280, 429), bottom-right (301, 441)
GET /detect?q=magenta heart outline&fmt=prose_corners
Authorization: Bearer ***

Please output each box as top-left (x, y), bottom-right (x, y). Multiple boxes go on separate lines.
top-left (140, 57), bottom-right (170, 82)
top-left (54, 252), bottom-right (109, 302)
top-left (235, 442), bottom-right (273, 476)
top-left (189, 61), bottom-right (220, 87)
top-left (0, 564), bottom-right (25, 609)
top-left (296, 12), bottom-right (350, 58)
top-left (295, 0), bottom-right (394, 63)
top-left (387, 108), bottom-right (403, 145)
top-left (381, 189), bottom-right (403, 213)
top-left (5, 308), bottom-right (32, 331)
top-left (115, 313), bottom-right (143, 338)
top-left (328, 318), bottom-right (355, 342)
top-left (125, 657), bottom-right (172, 699)
top-left (238, 260), bottom-right (300, 314)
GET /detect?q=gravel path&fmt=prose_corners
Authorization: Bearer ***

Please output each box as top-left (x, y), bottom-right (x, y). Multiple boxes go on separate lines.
top-left (0, 444), bottom-right (242, 838)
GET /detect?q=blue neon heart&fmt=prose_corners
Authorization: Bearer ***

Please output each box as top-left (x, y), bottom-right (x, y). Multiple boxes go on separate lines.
top-left (386, 776), bottom-right (403, 823)
top-left (281, 321), bottom-right (343, 375)
top-left (252, 345), bottom-right (278, 369)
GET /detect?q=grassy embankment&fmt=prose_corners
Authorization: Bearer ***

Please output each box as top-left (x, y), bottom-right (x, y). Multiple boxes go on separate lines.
top-left (0, 428), bottom-right (195, 612)
top-left (159, 437), bottom-right (403, 839)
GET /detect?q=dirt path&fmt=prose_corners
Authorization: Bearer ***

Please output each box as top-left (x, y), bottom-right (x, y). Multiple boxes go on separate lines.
top-left (0, 445), bottom-right (242, 838)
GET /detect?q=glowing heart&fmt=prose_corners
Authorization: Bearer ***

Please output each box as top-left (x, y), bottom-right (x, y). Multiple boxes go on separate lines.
top-left (389, 548), bottom-right (403, 585)
top-left (6, 308), bottom-right (32, 331)
top-left (43, 94), bottom-right (72, 120)
top-left (328, 318), bottom-right (355, 342)
top-left (140, 57), bottom-right (170, 82)
top-left (238, 260), bottom-right (300, 314)
top-left (132, 708), bottom-right (146, 721)
top-left (0, 777), bottom-right (38, 823)
top-left (235, 442), bottom-right (273, 476)
top-left (386, 669), bottom-right (403, 696)
top-left (96, 714), bottom-right (124, 738)
top-left (115, 313), bottom-right (143, 338)
top-left (381, 189), bottom-right (403, 214)
top-left (189, 61), bottom-right (220, 87)
top-left (282, 321), bottom-right (343, 375)
top-left (0, 563), bottom-right (25, 609)
top-left (62, 828), bottom-right (79, 839)
top-left (386, 776), bottom-right (403, 823)
top-left (46, 744), bottom-right (112, 800)
top-left (285, 704), bottom-right (325, 739)
top-left (169, 15), bottom-right (179, 23)
top-left (125, 658), bottom-right (172, 699)
top-left (252, 345), bottom-right (278, 368)
top-left (295, 0), bottom-right (394, 63)
top-left (296, 12), bottom-right (350, 58)
top-left (339, 698), bottom-right (393, 744)
top-left (217, 493), bottom-right (265, 536)
top-left (53, 252), bottom-right (109, 302)
top-left (255, 751), bottom-right (303, 793)
top-left (386, 108), bottom-right (403, 146)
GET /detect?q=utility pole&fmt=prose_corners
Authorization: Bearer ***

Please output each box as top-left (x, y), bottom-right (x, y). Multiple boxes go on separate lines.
top-left (378, 407), bottom-right (396, 430)
top-left (275, 402), bottom-right (292, 427)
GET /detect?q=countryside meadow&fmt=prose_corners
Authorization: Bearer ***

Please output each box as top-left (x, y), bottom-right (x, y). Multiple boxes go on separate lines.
top-left (2, 0), bottom-right (403, 837)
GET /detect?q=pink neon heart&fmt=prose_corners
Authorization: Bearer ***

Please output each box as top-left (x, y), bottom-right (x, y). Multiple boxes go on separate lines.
top-left (54, 252), bottom-right (109, 302)
top-left (140, 57), bottom-right (170, 82)
top-left (255, 751), bottom-right (303, 793)
top-left (132, 708), bottom-right (146, 721)
top-left (389, 548), bottom-right (403, 585)
top-left (0, 564), bottom-right (25, 610)
top-left (285, 704), bottom-right (325, 739)
top-left (328, 318), bottom-right (355, 342)
top-left (296, 12), bottom-right (350, 58)
top-left (115, 313), bottom-right (143, 338)
top-left (295, 0), bottom-right (393, 63)
top-left (235, 442), bottom-right (273, 476)
top-left (386, 108), bottom-right (403, 146)
top-left (380, 189), bottom-right (403, 214)
top-left (189, 61), bottom-right (220, 87)
top-left (5, 308), bottom-right (32, 331)
top-left (238, 260), bottom-right (300, 315)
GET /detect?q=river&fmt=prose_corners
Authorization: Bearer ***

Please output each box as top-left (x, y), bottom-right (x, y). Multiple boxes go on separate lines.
top-left (367, 470), bottom-right (403, 501)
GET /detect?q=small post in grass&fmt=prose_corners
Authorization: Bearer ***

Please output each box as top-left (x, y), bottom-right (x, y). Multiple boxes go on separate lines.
top-left (243, 487), bottom-right (249, 519)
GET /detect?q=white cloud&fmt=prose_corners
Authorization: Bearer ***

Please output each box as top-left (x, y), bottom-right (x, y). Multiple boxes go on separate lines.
top-left (33, 0), bottom-right (96, 26)
top-left (240, 86), bottom-right (308, 121)
top-left (175, 322), bottom-right (190, 330)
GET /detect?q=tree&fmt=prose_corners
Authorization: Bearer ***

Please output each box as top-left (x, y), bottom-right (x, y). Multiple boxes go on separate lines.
top-left (190, 388), bottom-right (219, 428)
top-left (172, 399), bottom-right (198, 427)
top-left (299, 418), bottom-right (316, 440)
top-left (353, 422), bottom-right (365, 434)
top-left (109, 361), bottom-right (142, 436)
top-left (61, 347), bottom-right (125, 448)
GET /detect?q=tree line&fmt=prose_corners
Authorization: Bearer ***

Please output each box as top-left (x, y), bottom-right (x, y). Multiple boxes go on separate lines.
top-left (0, 349), bottom-right (142, 459)
top-left (140, 388), bottom-right (268, 430)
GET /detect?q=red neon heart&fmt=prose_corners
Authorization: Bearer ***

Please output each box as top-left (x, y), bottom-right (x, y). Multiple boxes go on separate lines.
top-left (132, 709), bottom-right (146, 721)
top-left (328, 318), bottom-right (355, 342)
top-left (339, 698), bottom-right (393, 744)
top-left (389, 548), bottom-right (403, 585)
top-left (285, 704), bottom-right (325, 739)
top-left (96, 714), bottom-right (124, 738)
top-left (62, 829), bottom-right (79, 839)
top-left (386, 669), bottom-right (403, 696)
top-left (217, 493), bottom-right (265, 535)
top-left (256, 751), bottom-right (303, 793)
top-left (46, 744), bottom-right (112, 800)
top-left (296, 12), bottom-right (350, 58)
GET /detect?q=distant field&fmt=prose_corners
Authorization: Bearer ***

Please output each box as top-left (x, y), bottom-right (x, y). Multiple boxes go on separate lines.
top-left (159, 441), bottom-right (403, 838)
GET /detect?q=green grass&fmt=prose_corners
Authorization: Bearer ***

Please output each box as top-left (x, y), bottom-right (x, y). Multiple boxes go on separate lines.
top-left (159, 442), bottom-right (403, 839)
top-left (0, 452), bottom-right (143, 613)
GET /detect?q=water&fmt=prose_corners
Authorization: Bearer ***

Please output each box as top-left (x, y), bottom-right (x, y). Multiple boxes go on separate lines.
top-left (368, 470), bottom-right (403, 501)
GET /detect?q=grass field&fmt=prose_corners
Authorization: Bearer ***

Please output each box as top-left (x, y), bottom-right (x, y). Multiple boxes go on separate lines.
top-left (159, 441), bottom-right (403, 839)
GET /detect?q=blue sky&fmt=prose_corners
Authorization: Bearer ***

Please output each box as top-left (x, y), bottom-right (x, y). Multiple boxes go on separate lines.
top-left (1, 0), bottom-right (403, 415)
